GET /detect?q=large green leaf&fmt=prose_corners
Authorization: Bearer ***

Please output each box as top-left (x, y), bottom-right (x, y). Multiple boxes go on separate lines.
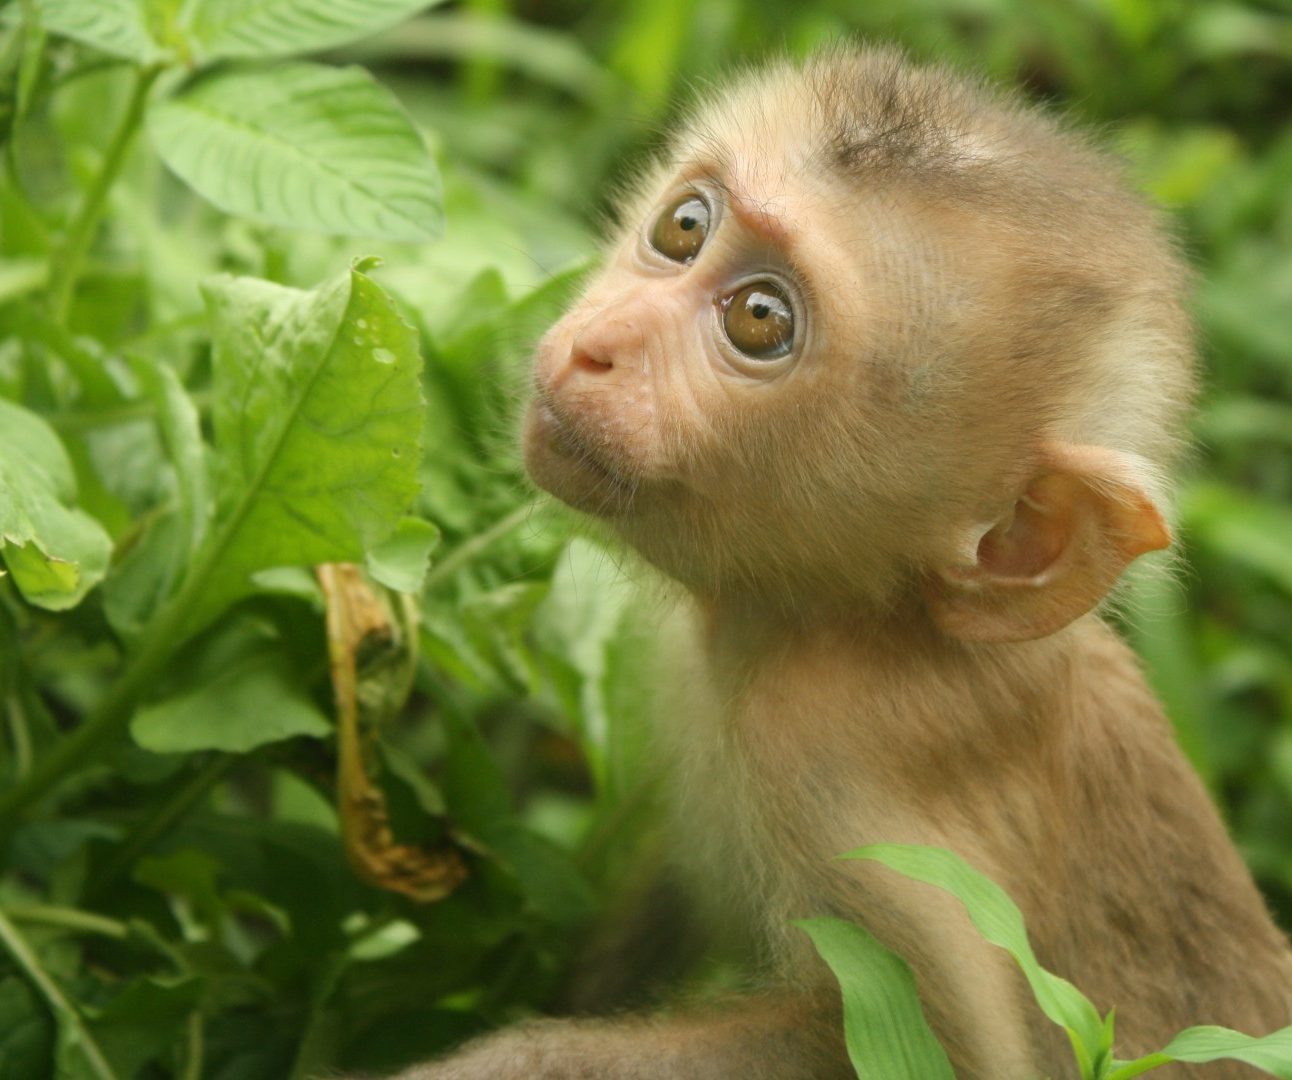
top-left (175, 262), bottom-right (423, 639)
top-left (0, 399), bottom-right (112, 611)
top-left (183, 0), bottom-right (444, 61)
top-left (1108, 1026), bottom-right (1292, 1078)
top-left (843, 845), bottom-right (1108, 1070)
top-left (131, 623), bottom-right (330, 753)
top-left (149, 63), bottom-right (442, 241)
top-left (797, 917), bottom-right (955, 1080)
top-left (33, 0), bottom-right (167, 62)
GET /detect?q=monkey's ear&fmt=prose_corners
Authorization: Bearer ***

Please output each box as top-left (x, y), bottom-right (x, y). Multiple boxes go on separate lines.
top-left (924, 443), bottom-right (1171, 643)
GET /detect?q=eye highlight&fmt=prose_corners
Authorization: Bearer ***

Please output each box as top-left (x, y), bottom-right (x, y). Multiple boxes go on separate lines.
top-left (721, 282), bottom-right (795, 360)
top-left (650, 194), bottom-right (710, 263)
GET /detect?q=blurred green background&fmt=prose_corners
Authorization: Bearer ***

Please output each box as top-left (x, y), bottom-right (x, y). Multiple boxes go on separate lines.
top-left (3, 1), bottom-right (1292, 1076)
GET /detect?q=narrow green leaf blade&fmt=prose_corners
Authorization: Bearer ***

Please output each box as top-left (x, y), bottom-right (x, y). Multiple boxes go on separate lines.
top-left (796, 917), bottom-right (956, 1080)
top-left (843, 844), bottom-right (1106, 1060)
top-left (129, 354), bottom-right (210, 555)
top-left (0, 400), bottom-right (112, 611)
top-left (181, 264), bottom-right (423, 637)
top-left (149, 63), bottom-right (442, 241)
top-left (1107, 1025), bottom-right (1292, 1079)
top-left (185, 0), bottom-right (444, 60)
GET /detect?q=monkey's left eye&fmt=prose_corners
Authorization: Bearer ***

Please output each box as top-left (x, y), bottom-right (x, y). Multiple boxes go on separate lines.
top-left (650, 194), bottom-right (710, 262)
top-left (721, 282), bottom-right (795, 360)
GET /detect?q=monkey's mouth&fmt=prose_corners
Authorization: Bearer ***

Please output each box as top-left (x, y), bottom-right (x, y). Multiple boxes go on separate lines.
top-left (524, 397), bottom-right (637, 513)
top-left (532, 397), bottom-right (617, 475)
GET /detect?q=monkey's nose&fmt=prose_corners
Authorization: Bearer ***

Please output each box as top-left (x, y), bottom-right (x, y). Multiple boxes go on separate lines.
top-left (570, 347), bottom-right (614, 375)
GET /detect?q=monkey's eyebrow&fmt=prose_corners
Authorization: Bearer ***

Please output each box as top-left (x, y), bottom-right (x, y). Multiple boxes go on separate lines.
top-left (691, 166), bottom-right (794, 254)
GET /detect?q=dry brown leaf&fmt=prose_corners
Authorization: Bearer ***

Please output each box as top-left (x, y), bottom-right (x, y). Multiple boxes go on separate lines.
top-left (317, 562), bottom-right (466, 903)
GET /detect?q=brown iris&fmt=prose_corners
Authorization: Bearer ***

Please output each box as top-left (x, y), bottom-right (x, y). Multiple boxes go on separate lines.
top-left (649, 194), bottom-right (710, 262)
top-left (721, 282), bottom-right (794, 360)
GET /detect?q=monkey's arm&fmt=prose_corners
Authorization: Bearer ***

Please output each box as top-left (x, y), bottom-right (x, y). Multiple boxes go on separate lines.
top-left (387, 991), bottom-right (852, 1080)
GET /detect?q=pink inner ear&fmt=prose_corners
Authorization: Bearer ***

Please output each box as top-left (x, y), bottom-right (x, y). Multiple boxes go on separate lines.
top-left (975, 475), bottom-right (1073, 580)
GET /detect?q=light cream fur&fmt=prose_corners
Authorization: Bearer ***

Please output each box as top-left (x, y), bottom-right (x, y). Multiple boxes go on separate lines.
top-left (384, 46), bottom-right (1292, 1080)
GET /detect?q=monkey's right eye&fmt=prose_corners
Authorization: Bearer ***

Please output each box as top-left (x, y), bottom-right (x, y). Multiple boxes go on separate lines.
top-left (649, 194), bottom-right (710, 263)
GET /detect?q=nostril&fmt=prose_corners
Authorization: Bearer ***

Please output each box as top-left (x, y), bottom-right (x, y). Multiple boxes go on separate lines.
top-left (571, 348), bottom-right (613, 374)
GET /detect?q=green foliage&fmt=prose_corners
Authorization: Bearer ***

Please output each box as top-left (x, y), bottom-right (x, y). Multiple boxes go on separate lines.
top-left (0, 399), bottom-right (112, 610)
top-left (795, 916), bottom-right (955, 1080)
top-left (1, 0), bottom-right (1290, 1077)
top-left (812, 846), bottom-right (1292, 1080)
top-left (150, 65), bottom-right (442, 241)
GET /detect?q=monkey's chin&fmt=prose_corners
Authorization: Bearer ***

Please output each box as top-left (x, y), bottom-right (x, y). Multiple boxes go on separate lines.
top-left (523, 403), bottom-right (636, 518)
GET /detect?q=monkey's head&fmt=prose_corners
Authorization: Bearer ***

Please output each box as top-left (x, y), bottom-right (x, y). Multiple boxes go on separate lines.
top-left (524, 47), bottom-right (1194, 643)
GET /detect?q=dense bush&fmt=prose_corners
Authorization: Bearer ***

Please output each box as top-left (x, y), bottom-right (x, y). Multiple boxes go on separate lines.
top-left (0, 1), bottom-right (1290, 1077)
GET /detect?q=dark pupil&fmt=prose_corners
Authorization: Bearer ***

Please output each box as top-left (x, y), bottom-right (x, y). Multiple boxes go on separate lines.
top-left (751, 303), bottom-right (770, 319)
top-left (679, 215), bottom-right (697, 231)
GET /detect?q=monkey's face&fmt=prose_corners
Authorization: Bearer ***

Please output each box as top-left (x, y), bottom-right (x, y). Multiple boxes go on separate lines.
top-left (521, 145), bottom-right (961, 599)
top-left (525, 57), bottom-right (1184, 630)
top-left (523, 159), bottom-right (920, 595)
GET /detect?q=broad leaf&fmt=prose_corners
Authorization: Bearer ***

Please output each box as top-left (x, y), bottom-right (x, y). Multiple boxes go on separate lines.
top-left (131, 639), bottom-right (330, 754)
top-left (797, 917), bottom-right (956, 1080)
top-left (366, 516), bottom-right (440, 593)
top-left (0, 399), bottom-right (112, 610)
top-left (843, 845), bottom-right (1107, 1066)
top-left (176, 263), bottom-right (423, 638)
top-left (1108, 1026), bottom-right (1292, 1079)
top-left (184, 0), bottom-right (445, 61)
top-left (86, 976), bottom-right (203, 1079)
top-left (33, 0), bottom-right (166, 62)
top-left (149, 63), bottom-right (442, 241)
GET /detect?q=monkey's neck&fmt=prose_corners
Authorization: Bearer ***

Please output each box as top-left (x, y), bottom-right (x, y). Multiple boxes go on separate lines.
top-left (700, 593), bottom-right (1066, 804)
top-left (692, 595), bottom-right (1292, 1045)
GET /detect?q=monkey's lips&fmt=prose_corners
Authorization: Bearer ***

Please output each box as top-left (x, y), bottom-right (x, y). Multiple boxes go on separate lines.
top-left (524, 399), bottom-right (635, 515)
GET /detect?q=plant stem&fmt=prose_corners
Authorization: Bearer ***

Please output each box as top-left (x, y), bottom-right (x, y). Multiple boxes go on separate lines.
top-left (0, 908), bottom-right (119, 1080)
top-left (48, 64), bottom-right (162, 324)
top-left (422, 500), bottom-right (540, 592)
top-left (90, 754), bottom-right (236, 899)
top-left (0, 573), bottom-right (191, 832)
top-left (1, 904), bottom-right (129, 940)
top-left (286, 951), bottom-right (348, 1080)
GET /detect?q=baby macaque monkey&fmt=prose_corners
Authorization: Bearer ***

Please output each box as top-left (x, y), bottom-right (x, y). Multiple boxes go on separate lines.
top-left (402, 47), bottom-right (1292, 1079)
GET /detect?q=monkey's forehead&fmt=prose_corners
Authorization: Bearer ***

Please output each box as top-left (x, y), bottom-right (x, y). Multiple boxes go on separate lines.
top-left (670, 49), bottom-right (1010, 191)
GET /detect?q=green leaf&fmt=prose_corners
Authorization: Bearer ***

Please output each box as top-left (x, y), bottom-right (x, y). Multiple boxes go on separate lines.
top-left (149, 63), bottom-right (442, 241)
top-left (484, 822), bottom-right (597, 927)
top-left (0, 399), bottom-right (112, 611)
top-left (86, 975), bottom-right (203, 1079)
top-left (365, 516), bottom-right (440, 593)
top-left (33, 0), bottom-right (166, 62)
top-left (0, 977), bottom-right (53, 1080)
top-left (131, 640), bottom-right (330, 754)
top-left (533, 538), bottom-right (637, 771)
top-left (178, 263), bottom-right (423, 639)
top-left (129, 354), bottom-right (210, 555)
top-left (796, 917), bottom-right (955, 1080)
top-left (843, 844), bottom-right (1106, 1064)
top-left (184, 0), bottom-right (445, 61)
top-left (1108, 1026), bottom-right (1292, 1078)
